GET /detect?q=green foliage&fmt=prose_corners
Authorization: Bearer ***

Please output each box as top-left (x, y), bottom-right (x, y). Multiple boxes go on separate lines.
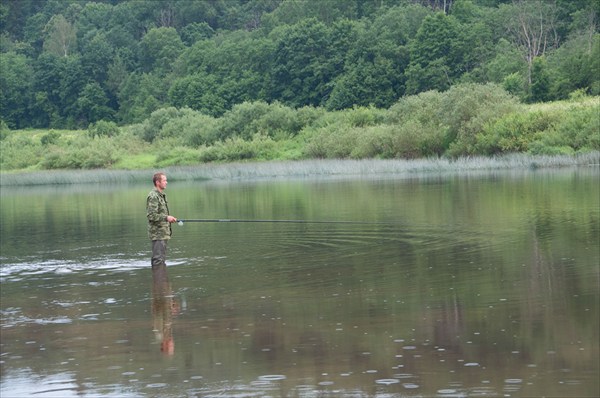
top-left (303, 120), bottom-right (446, 160)
top-left (388, 83), bottom-right (520, 157)
top-left (88, 120), bottom-right (120, 138)
top-left (0, 120), bottom-right (9, 141)
top-left (528, 57), bottom-right (551, 103)
top-left (40, 130), bottom-right (60, 145)
top-left (475, 111), bottom-right (556, 154)
top-left (0, 52), bottom-right (33, 129)
top-left (138, 27), bottom-right (185, 74)
top-left (198, 135), bottom-right (278, 163)
top-left (0, 133), bottom-right (43, 170)
top-left (529, 103), bottom-right (600, 154)
top-left (136, 107), bottom-right (184, 143)
top-left (155, 146), bottom-right (202, 167)
top-left (475, 99), bottom-right (600, 155)
top-left (1, 0), bottom-right (598, 130)
top-left (42, 14), bottom-right (76, 57)
top-left (2, 92), bottom-right (598, 171)
top-left (216, 101), bottom-right (314, 142)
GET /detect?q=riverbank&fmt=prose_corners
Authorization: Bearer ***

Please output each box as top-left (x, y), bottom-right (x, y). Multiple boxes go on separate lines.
top-left (1, 152), bottom-right (598, 186)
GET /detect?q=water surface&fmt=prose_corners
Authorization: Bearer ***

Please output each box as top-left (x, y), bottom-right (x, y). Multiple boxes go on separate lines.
top-left (1, 168), bottom-right (598, 397)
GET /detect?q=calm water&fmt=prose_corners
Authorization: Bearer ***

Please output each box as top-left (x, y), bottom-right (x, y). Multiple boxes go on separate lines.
top-left (1, 168), bottom-right (598, 397)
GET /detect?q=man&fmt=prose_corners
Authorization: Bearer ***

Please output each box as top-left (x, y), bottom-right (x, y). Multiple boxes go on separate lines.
top-left (147, 172), bottom-right (177, 268)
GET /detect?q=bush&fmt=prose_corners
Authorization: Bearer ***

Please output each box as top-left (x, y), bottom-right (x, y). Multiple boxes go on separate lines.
top-left (41, 130), bottom-right (60, 146)
top-left (0, 134), bottom-right (42, 170)
top-left (215, 101), bottom-right (272, 141)
top-left (41, 137), bottom-right (120, 169)
top-left (441, 83), bottom-right (520, 156)
top-left (528, 103), bottom-right (600, 154)
top-left (199, 135), bottom-right (277, 162)
top-left (476, 99), bottom-right (599, 155)
top-left (215, 101), bottom-right (312, 142)
top-left (157, 109), bottom-right (218, 146)
top-left (304, 108), bottom-right (448, 160)
top-left (343, 106), bottom-right (387, 128)
top-left (387, 83), bottom-right (520, 157)
top-left (88, 120), bottom-right (120, 138)
top-left (475, 111), bottom-right (557, 154)
top-left (302, 125), bottom-right (359, 158)
top-left (137, 107), bottom-right (185, 142)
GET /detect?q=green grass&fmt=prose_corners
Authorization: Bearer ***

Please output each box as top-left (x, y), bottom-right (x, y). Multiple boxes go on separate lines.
top-left (113, 153), bottom-right (157, 169)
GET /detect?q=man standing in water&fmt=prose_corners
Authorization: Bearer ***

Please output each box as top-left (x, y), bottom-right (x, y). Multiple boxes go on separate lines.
top-left (147, 172), bottom-right (177, 268)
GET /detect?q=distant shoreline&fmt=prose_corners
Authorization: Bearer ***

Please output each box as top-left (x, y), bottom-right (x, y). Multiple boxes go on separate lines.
top-left (1, 152), bottom-right (598, 187)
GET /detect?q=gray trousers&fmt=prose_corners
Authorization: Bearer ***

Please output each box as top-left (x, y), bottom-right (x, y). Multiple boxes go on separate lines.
top-left (151, 240), bottom-right (167, 268)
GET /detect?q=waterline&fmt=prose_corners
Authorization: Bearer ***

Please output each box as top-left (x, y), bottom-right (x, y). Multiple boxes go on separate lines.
top-left (1, 152), bottom-right (598, 186)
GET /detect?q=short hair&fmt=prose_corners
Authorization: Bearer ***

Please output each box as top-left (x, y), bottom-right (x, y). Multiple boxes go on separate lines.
top-left (153, 172), bottom-right (165, 186)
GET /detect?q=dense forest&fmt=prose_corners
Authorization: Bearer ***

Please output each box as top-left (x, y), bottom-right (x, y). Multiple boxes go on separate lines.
top-left (0, 0), bottom-right (599, 171)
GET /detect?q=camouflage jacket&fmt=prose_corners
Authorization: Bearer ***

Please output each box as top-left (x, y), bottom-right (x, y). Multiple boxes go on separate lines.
top-left (146, 188), bottom-right (172, 241)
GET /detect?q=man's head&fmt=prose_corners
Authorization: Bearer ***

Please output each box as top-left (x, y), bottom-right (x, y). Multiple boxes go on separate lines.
top-left (153, 172), bottom-right (167, 191)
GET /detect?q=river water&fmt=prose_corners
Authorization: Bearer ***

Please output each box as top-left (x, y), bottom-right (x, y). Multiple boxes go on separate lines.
top-left (1, 168), bottom-right (598, 397)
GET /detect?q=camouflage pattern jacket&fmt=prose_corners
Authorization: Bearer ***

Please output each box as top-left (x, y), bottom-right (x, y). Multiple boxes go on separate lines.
top-left (146, 188), bottom-right (172, 241)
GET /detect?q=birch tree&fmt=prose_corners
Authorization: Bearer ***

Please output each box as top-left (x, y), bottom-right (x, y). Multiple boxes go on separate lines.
top-left (500, 0), bottom-right (560, 85)
top-left (43, 14), bottom-right (77, 57)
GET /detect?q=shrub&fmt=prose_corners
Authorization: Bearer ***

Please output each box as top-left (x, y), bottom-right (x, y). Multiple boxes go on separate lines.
top-left (386, 90), bottom-right (444, 127)
top-left (41, 131), bottom-right (60, 146)
top-left (215, 101), bottom-right (272, 141)
top-left (349, 126), bottom-right (395, 159)
top-left (302, 125), bottom-right (358, 158)
top-left (41, 137), bottom-right (120, 169)
top-left (88, 120), bottom-right (120, 138)
top-left (214, 101), bottom-right (313, 142)
top-left (441, 83), bottom-right (520, 156)
top-left (387, 83), bottom-right (519, 157)
top-left (528, 103), bottom-right (600, 154)
top-left (343, 106), bottom-right (387, 128)
top-left (0, 134), bottom-right (43, 170)
top-left (157, 109), bottom-right (218, 146)
top-left (199, 135), bottom-right (277, 162)
top-left (476, 110), bottom-right (561, 154)
top-left (137, 107), bottom-right (185, 142)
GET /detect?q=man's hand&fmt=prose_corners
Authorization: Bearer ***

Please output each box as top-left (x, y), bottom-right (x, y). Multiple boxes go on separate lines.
top-left (167, 215), bottom-right (177, 223)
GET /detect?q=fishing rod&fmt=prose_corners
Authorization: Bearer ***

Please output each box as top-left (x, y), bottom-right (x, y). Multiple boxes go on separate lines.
top-left (177, 218), bottom-right (392, 226)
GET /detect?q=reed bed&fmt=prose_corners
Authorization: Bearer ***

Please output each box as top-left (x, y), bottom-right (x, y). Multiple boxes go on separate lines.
top-left (1, 152), bottom-right (598, 186)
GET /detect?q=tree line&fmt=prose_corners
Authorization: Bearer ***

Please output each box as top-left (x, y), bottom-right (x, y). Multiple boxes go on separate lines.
top-left (1, 0), bottom-right (599, 131)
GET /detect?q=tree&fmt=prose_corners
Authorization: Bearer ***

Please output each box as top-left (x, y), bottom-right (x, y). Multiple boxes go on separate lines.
top-left (31, 53), bottom-right (64, 127)
top-left (75, 82), bottom-right (115, 124)
top-left (180, 22), bottom-right (214, 46)
top-left (498, 0), bottom-right (560, 86)
top-left (0, 52), bottom-right (33, 129)
top-left (405, 12), bottom-right (463, 93)
top-left (117, 72), bottom-right (168, 123)
top-left (529, 56), bottom-right (551, 102)
top-left (269, 18), bottom-right (336, 107)
top-left (43, 14), bottom-right (77, 57)
top-left (138, 27), bottom-right (185, 74)
top-left (80, 32), bottom-right (114, 84)
top-left (168, 73), bottom-right (227, 117)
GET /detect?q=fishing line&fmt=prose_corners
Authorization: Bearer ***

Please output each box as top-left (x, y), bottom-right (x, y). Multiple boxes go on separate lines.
top-left (177, 219), bottom-right (393, 226)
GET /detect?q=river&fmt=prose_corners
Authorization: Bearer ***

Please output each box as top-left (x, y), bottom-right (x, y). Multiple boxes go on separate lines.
top-left (1, 167), bottom-right (598, 397)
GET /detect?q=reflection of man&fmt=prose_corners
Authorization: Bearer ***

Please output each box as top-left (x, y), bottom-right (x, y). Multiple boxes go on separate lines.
top-left (146, 172), bottom-right (177, 268)
top-left (152, 262), bottom-right (178, 355)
